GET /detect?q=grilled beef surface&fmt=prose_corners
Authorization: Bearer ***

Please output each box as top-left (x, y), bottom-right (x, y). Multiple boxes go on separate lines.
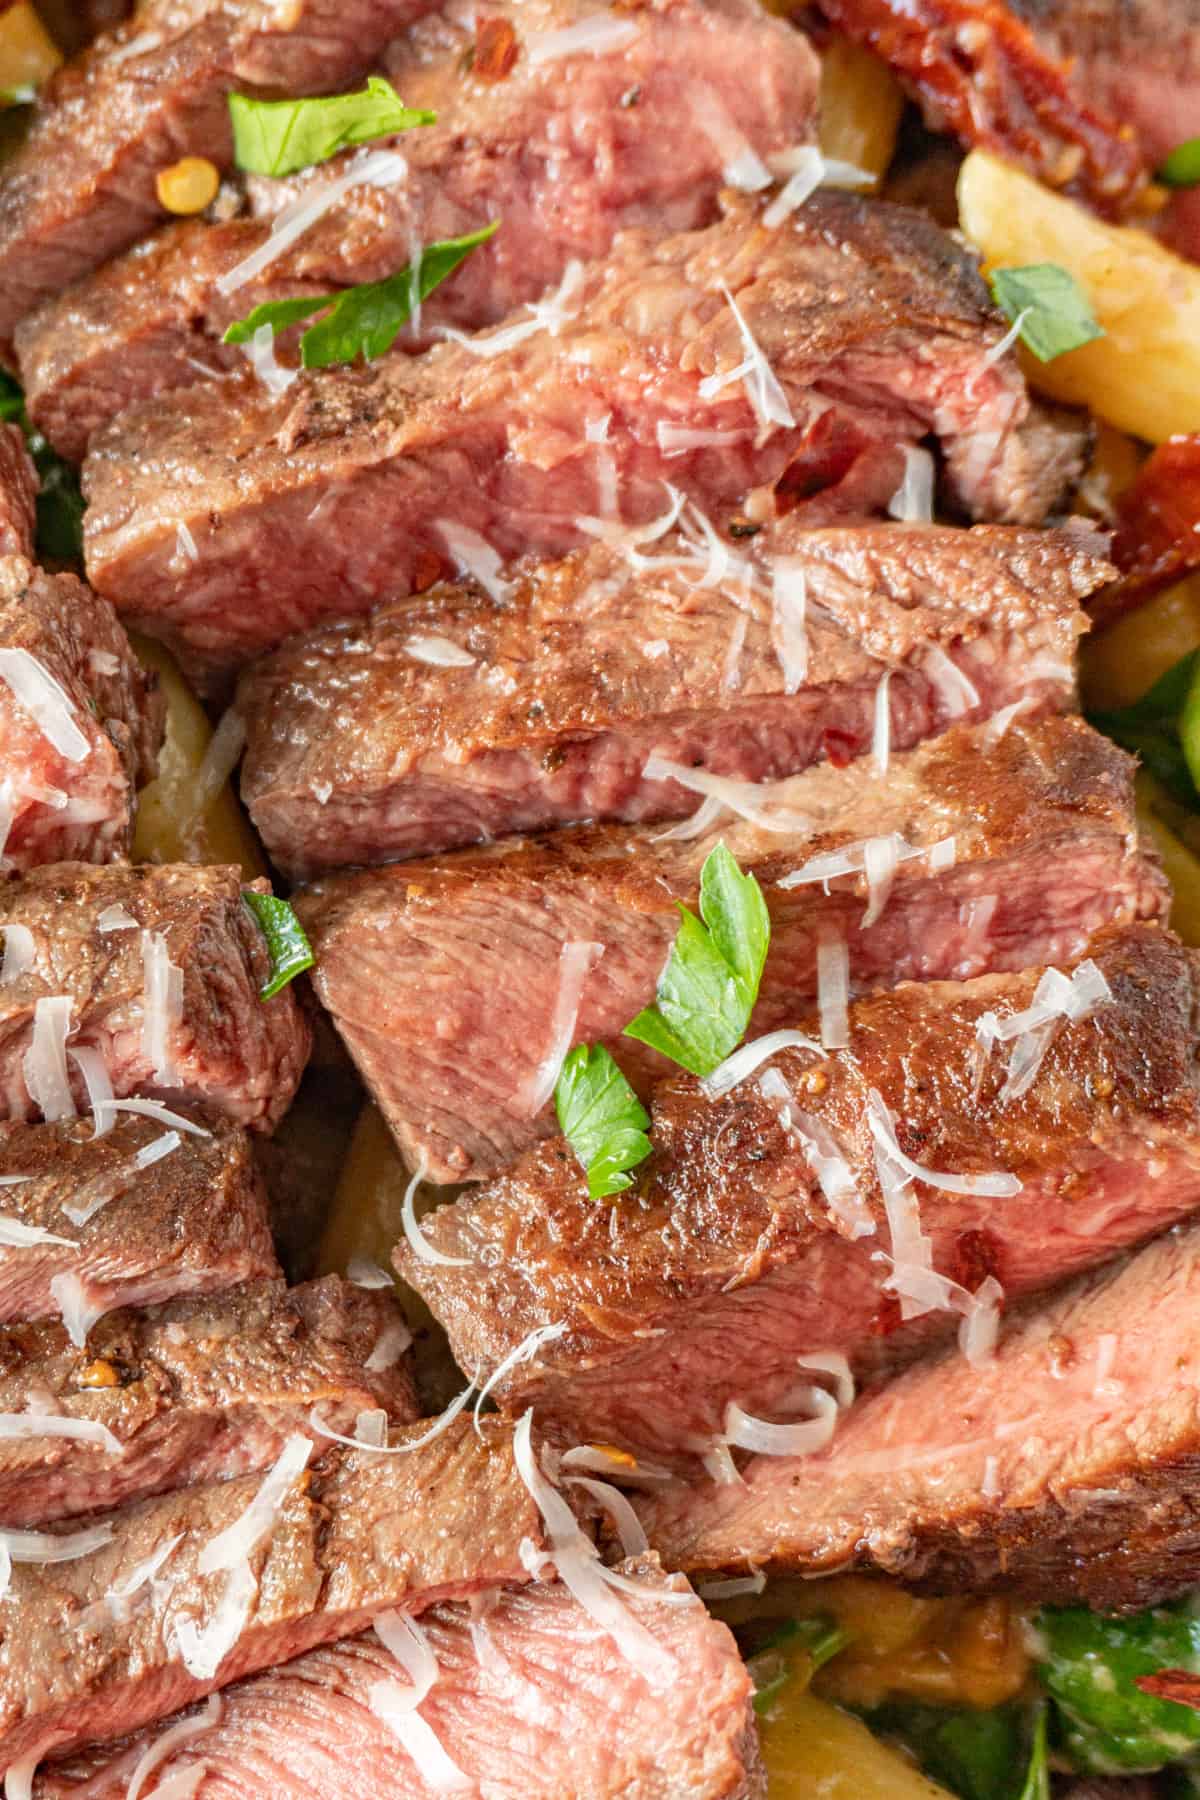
top-left (245, 520), bottom-right (1104, 877)
top-left (0, 1277), bottom-right (416, 1526)
top-left (636, 1214), bottom-right (1200, 1612)
top-left (0, 426), bottom-right (37, 558)
top-left (0, 0), bottom-right (438, 349)
top-left (0, 1113), bottom-right (276, 1334)
top-left (17, 0), bottom-right (820, 462)
top-left (0, 556), bottom-right (164, 872)
top-left (300, 715), bottom-right (1166, 1183)
top-left (398, 925), bottom-right (1200, 1462)
top-left (81, 192), bottom-right (1090, 681)
top-left (36, 1561), bottom-right (763, 1800)
top-left (0, 863), bottom-right (310, 1132)
top-left (0, 1416), bottom-right (544, 1768)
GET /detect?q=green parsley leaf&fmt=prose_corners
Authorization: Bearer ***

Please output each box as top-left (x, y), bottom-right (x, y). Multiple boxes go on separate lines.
top-left (229, 76), bottom-right (435, 179)
top-left (554, 1044), bottom-right (651, 1201)
top-left (1160, 138), bottom-right (1200, 189)
top-left (1089, 649), bottom-right (1200, 811)
top-left (623, 843), bottom-right (770, 1078)
top-left (242, 892), bottom-right (315, 1000)
top-left (0, 371), bottom-right (84, 565)
top-left (749, 1617), bottom-right (853, 1717)
top-left (989, 263), bottom-right (1104, 363)
top-left (1016, 1704), bottom-right (1050, 1800)
top-left (223, 222), bottom-right (499, 370)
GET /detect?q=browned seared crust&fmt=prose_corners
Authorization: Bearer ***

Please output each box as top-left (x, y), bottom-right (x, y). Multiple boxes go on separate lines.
top-left (0, 426), bottom-right (37, 558)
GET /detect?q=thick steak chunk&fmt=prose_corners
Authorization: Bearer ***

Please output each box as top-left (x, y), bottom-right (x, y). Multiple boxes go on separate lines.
top-left (17, 0), bottom-right (820, 461)
top-left (35, 1561), bottom-right (763, 1800)
top-left (300, 715), bottom-right (1166, 1182)
top-left (0, 427), bottom-right (36, 558)
top-left (0, 1277), bottom-right (416, 1526)
top-left (82, 193), bottom-right (1091, 681)
top-left (0, 1417), bottom-right (544, 1767)
top-left (398, 926), bottom-right (1200, 1462)
top-left (0, 1113), bottom-right (276, 1333)
top-left (0, 556), bottom-right (164, 873)
top-left (0, 863), bottom-right (310, 1132)
top-left (636, 1216), bottom-right (1200, 1612)
top-left (245, 520), bottom-right (1104, 876)
top-left (0, 0), bottom-right (437, 347)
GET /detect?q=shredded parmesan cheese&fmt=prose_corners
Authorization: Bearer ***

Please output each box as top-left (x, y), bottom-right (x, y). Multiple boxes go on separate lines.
top-left (816, 930), bottom-right (850, 1050)
top-left (473, 1321), bottom-right (567, 1435)
top-left (127, 1695), bottom-right (222, 1800)
top-left (771, 559), bottom-right (808, 692)
top-left (435, 521), bottom-right (511, 604)
top-left (23, 994), bottom-right (76, 1122)
top-left (518, 941), bottom-right (604, 1117)
top-left (0, 650), bottom-right (89, 762)
top-left (369, 1613), bottom-right (471, 1791)
top-left (525, 12), bottom-right (640, 63)
top-left (216, 148), bottom-right (409, 297)
top-left (141, 930), bottom-right (184, 1087)
top-left (404, 635), bottom-right (476, 669)
top-left (699, 285), bottom-right (795, 439)
top-left (401, 1158), bottom-right (472, 1268)
top-left (887, 446), bottom-right (936, 522)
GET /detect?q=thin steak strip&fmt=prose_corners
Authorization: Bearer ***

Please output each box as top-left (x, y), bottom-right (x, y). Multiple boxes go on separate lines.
top-left (244, 519), bottom-right (1105, 876)
top-left (0, 0), bottom-right (439, 348)
top-left (0, 1113), bottom-right (276, 1332)
top-left (35, 1561), bottom-right (763, 1800)
top-left (0, 555), bottom-right (164, 873)
top-left (82, 191), bottom-right (1091, 681)
top-left (636, 1215), bottom-right (1200, 1613)
top-left (17, 0), bottom-right (821, 461)
top-left (0, 1277), bottom-right (416, 1526)
top-left (397, 925), bottom-right (1200, 1462)
top-left (0, 1416), bottom-right (544, 1767)
top-left (0, 863), bottom-right (310, 1133)
top-left (299, 714), bottom-right (1167, 1183)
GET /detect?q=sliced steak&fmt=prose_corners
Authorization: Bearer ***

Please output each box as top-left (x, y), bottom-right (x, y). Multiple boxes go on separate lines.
top-left (636, 1214), bottom-right (1200, 1612)
top-left (0, 425), bottom-right (36, 557)
top-left (35, 1561), bottom-right (762, 1800)
top-left (0, 1112), bottom-right (277, 1332)
top-left (0, 863), bottom-right (310, 1132)
top-left (0, 556), bottom-right (164, 873)
top-left (82, 192), bottom-right (1092, 681)
top-left (0, 0), bottom-right (437, 348)
top-left (245, 519), bottom-right (1105, 877)
top-left (17, 0), bottom-right (820, 461)
top-left (300, 714), bottom-right (1166, 1182)
top-left (397, 925), bottom-right (1200, 1463)
top-left (0, 1276), bottom-right (416, 1526)
top-left (0, 1416), bottom-right (545, 1767)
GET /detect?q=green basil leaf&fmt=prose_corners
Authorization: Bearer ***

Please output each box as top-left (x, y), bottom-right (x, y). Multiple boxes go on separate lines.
top-left (242, 892), bottom-right (315, 999)
top-left (222, 292), bottom-right (338, 348)
top-left (1160, 137), bottom-right (1200, 189)
top-left (229, 75), bottom-right (435, 178)
top-left (554, 1044), bottom-right (651, 1201)
top-left (989, 263), bottom-right (1104, 363)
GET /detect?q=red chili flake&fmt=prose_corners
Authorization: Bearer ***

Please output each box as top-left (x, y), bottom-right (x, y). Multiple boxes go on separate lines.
top-left (471, 16), bottom-right (519, 80)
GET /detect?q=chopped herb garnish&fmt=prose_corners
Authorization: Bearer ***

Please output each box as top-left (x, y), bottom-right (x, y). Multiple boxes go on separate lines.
top-left (229, 76), bottom-right (435, 179)
top-left (242, 892), bottom-right (315, 999)
top-left (1160, 137), bottom-right (1200, 189)
top-left (623, 843), bottom-right (770, 1078)
top-left (1016, 1704), bottom-right (1050, 1800)
top-left (554, 1043), bottom-right (651, 1200)
top-left (0, 370), bottom-right (85, 565)
top-left (749, 1616), bottom-right (853, 1716)
top-left (989, 263), bottom-right (1104, 363)
top-left (1089, 649), bottom-right (1200, 810)
top-left (223, 221), bottom-right (498, 369)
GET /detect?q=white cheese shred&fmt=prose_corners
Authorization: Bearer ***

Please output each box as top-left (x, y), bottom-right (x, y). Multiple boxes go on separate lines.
top-left (886, 446), bottom-right (936, 523)
top-left (401, 1157), bottom-right (472, 1268)
top-left (472, 1321), bottom-right (568, 1435)
top-left (23, 994), bottom-right (76, 1122)
top-left (0, 649), bottom-right (90, 762)
top-left (126, 1694), bottom-right (222, 1800)
top-left (722, 1386), bottom-right (839, 1458)
top-left (771, 559), bottom-right (808, 692)
top-left (643, 755), bottom-right (810, 835)
top-left (517, 941), bottom-right (604, 1117)
top-left (404, 635), bottom-right (476, 669)
top-left (369, 1613), bottom-right (472, 1791)
top-left (140, 930), bottom-right (184, 1088)
top-left (816, 930), bottom-right (850, 1051)
top-left (0, 1412), bottom-right (122, 1456)
top-left (310, 1379), bottom-right (475, 1456)
top-left (703, 1029), bottom-right (822, 1100)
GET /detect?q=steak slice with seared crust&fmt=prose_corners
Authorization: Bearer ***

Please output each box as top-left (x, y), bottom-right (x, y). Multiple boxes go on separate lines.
top-left (636, 1216), bottom-right (1200, 1614)
top-left (397, 925), bottom-right (1200, 1464)
top-left (0, 1277), bottom-right (416, 1526)
top-left (17, 0), bottom-right (820, 462)
top-left (0, 863), bottom-right (310, 1133)
top-left (82, 192), bottom-right (1091, 682)
top-left (0, 1416), bottom-right (545, 1768)
top-left (0, 556), bottom-right (164, 873)
top-left (0, 1113), bottom-right (277, 1334)
top-left (0, 0), bottom-right (439, 349)
top-left (35, 1562), bottom-right (763, 1800)
top-left (299, 715), bottom-right (1167, 1183)
top-left (0, 426), bottom-right (37, 558)
top-left (244, 519), bottom-right (1104, 876)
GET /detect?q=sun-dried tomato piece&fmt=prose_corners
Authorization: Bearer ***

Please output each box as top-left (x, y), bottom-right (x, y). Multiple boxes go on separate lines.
top-left (471, 15), bottom-right (519, 80)
top-left (1135, 1668), bottom-right (1200, 1710)
top-left (1111, 435), bottom-right (1200, 607)
top-left (814, 0), bottom-right (1146, 217)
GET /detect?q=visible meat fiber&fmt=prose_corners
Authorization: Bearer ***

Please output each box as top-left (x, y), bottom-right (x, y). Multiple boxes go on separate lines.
top-left (397, 926), bottom-right (1200, 1462)
top-left (245, 519), bottom-right (1105, 877)
top-left (299, 715), bottom-right (1166, 1182)
top-left (0, 0), bottom-right (438, 347)
top-left (636, 1215), bottom-right (1200, 1613)
top-left (35, 1563), bottom-right (763, 1800)
top-left (0, 1416), bottom-right (544, 1767)
top-left (17, 0), bottom-right (821, 461)
top-left (0, 1277), bottom-right (416, 1526)
top-left (0, 1112), bottom-right (276, 1332)
top-left (0, 863), bottom-right (310, 1132)
top-left (0, 425), bottom-right (36, 557)
top-left (82, 192), bottom-right (1092, 680)
top-left (0, 556), bottom-right (164, 873)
